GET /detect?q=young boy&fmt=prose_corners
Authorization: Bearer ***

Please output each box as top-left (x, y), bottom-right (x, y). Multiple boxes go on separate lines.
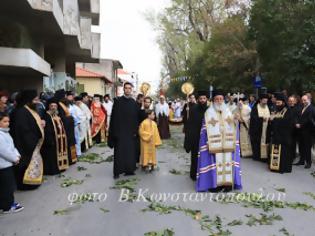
top-left (0, 112), bottom-right (24, 213)
top-left (139, 110), bottom-right (162, 172)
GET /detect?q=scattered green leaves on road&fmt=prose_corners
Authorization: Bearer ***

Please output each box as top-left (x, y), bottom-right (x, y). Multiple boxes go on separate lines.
top-left (99, 208), bottom-right (110, 214)
top-left (142, 202), bottom-right (231, 235)
top-left (105, 154), bottom-right (114, 162)
top-left (78, 153), bottom-right (106, 164)
top-left (110, 178), bottom-right (139, 192)
top-left (245, 213), bottom-right (283, 226)
top-left (142, 202), bottom-right (178, 215)
top-left (110, 178), bottom-right (139, 202)
top-left (227, 219), bottom-right (243, 226)
top-left (60, 177), bottom-right (84, 188)
top-left (53, 205), bottom-right (81, 216)
top-left (303, 192), bottom-right (315, 200)
top-left (169, 169), bottom-right (189, 175)
top-left (144, 228), bottom-right (174, 236)
top-left (279, 227), bottom-right (294, 236)
top-left (213, 192), bottom-right (315, 212)
top-left (274, 188), bottom-right (286, 193)
top-left (77, 166), bottom-right (87, 171)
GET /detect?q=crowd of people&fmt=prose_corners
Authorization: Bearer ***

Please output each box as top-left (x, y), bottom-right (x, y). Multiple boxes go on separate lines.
top-left (0, 83), bottom-right (314, 214)
top-left (183, 90), bottom-right (315, 192)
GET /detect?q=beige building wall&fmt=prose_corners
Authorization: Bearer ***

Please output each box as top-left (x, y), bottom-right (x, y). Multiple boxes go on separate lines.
top-left (77, 77), bottom-right (105, 96)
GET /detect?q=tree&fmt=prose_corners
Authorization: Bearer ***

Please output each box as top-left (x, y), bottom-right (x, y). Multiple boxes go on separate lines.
top-left (249, 0), bottom-right (315, 93)
top-left (148, 0), bottom-right (251, 97)
top-left (189, 15), bottom-right (257, 93)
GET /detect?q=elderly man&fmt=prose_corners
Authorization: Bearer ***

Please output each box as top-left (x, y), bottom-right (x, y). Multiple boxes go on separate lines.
top-left (41, 98), bottom-right (69, 175)
top-left (155, 95), bottom-right (170, 139)
top-left (196, 90), bottom-right (242, 192)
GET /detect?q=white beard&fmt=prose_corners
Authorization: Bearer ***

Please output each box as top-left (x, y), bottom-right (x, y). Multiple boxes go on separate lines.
top-left (213, 102), bottom-right (226, 112)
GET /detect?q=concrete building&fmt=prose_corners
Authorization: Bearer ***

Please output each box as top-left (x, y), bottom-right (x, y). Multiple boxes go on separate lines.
top-left (76, 67), bottom-right (112, 96)
top-left (77, 59), bottom-right (123, 98)
top-left (0, 0), bottom-right (100, 93)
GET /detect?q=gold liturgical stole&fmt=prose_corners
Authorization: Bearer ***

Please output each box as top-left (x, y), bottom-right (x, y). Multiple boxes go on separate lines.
top-left (205, 105), bottom-right (236, 153)
top-left (269, 108), bottom-right (287, 171)
top-left (257, 104), bottom-right (270, 159)
top-left (48, 113), bottom-right (69, 171)
top-left (23, 105), bottom-right (44, 185)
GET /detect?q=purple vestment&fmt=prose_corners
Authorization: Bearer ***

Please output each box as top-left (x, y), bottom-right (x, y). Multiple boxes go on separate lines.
top-left (196, 119), bottom-right (242, 192)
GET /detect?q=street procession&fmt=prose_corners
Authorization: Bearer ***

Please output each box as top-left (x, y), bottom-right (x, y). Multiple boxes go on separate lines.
top-left (1, 0), bottom-right (315, 236)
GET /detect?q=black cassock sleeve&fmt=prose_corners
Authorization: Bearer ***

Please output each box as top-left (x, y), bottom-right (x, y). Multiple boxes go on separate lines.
top-left (42, 115), bottom-right (56, 148)
top-left (15, 108), bottom-right (41, 158)
top-left (108, 98), bottom-right (118, 149)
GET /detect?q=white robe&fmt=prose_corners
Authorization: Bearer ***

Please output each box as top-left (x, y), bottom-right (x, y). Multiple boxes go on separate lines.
top-left (79, 102), bottom-right (93, 147)
top-left (155, 102), bottom-right (169, 117)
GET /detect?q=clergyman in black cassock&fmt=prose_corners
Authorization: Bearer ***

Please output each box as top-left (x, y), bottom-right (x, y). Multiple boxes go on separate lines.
top-left (184, 91), bottom-right (209, 181)
top-left (182, 94), bottom-right (197, 134)
top-left (54, 90), bottom-right (77, 165)
top-left (108, 83), bottom-right (140, 178)
top-left (14, 90), bottom-right (44, 190)
top-left (41, 98), bottom-right (69, 175)
top-left (269, 94), bottom-right (294, 173)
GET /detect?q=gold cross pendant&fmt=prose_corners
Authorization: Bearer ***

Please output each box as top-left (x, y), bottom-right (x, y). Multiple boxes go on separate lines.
top-left (208, 117), bottom-right (218, 127)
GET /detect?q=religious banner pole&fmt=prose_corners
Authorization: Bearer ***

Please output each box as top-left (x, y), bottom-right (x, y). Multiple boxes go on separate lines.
top-left (181, 82), bottom-right (194, 120)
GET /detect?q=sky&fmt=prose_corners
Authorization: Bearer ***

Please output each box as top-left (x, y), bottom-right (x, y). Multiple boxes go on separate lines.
top-left (92, 0), bottom-right (170, 91)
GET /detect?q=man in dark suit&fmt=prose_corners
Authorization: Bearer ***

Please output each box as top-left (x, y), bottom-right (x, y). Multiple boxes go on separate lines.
top-left (288, 95), bottom-right (302, 163)
top-left (294, 94), bottom-right (314, 168)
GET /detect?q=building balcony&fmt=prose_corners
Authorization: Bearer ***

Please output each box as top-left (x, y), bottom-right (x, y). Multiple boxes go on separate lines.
top-left (0, 47), bottom-right (51, 76)
top-left (26, 0), bottom-right (64, 33)
top-left (78, 0), bottom-right (100, 25)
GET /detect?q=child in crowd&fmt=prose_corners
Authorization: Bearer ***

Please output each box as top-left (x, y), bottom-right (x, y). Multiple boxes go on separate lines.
top-left (0, 112), bottom-right (24, 213)
top-left (139, 110), bottom-right (162, 172)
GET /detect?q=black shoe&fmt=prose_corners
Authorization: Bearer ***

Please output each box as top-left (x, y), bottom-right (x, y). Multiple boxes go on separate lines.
top-left (304, 164), bottom-right (311, 169)
top-left (124, 172), bottom-right (135, 176)
top-left (293, 162), bottom-right (304, 166)
top-left (113, 174), bottom-right (119, 179)
top-left (222, 186), bottom-right (232, 192)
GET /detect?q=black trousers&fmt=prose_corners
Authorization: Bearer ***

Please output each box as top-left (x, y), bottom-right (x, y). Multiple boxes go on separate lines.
top-left (190, 149), bottom-right (198, 181)
top-left (299, 132), bottom-right (312, 165)
top-left (0, 166), bottom-right (15, 211)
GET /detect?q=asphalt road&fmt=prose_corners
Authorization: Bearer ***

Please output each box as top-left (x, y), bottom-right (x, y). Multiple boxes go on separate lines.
top-left (1, 126), bottom-right (315, 236)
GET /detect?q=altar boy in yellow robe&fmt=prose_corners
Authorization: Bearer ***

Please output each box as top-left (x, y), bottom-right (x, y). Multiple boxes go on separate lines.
top-left (139, 110), bottom-right (162, 172)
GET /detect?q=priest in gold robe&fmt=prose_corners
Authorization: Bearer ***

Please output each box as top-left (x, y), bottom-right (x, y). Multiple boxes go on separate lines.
top-left (236, 97), bottom-right (252, 158)
top-left (196, 90), bottom-right (242, 192)
top-left (249, 94), bottom-right (270, 161)
top-left (91, 94), bottom-right (107, 144)
top-left (41, 98), bottom-right (69, 175)
top-left (139, 110), bottom-right (162, 172)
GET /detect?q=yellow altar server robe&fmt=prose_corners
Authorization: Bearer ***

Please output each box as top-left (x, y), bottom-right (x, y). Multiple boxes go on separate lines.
top-left (139, 119), bottom-right (162, 167)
